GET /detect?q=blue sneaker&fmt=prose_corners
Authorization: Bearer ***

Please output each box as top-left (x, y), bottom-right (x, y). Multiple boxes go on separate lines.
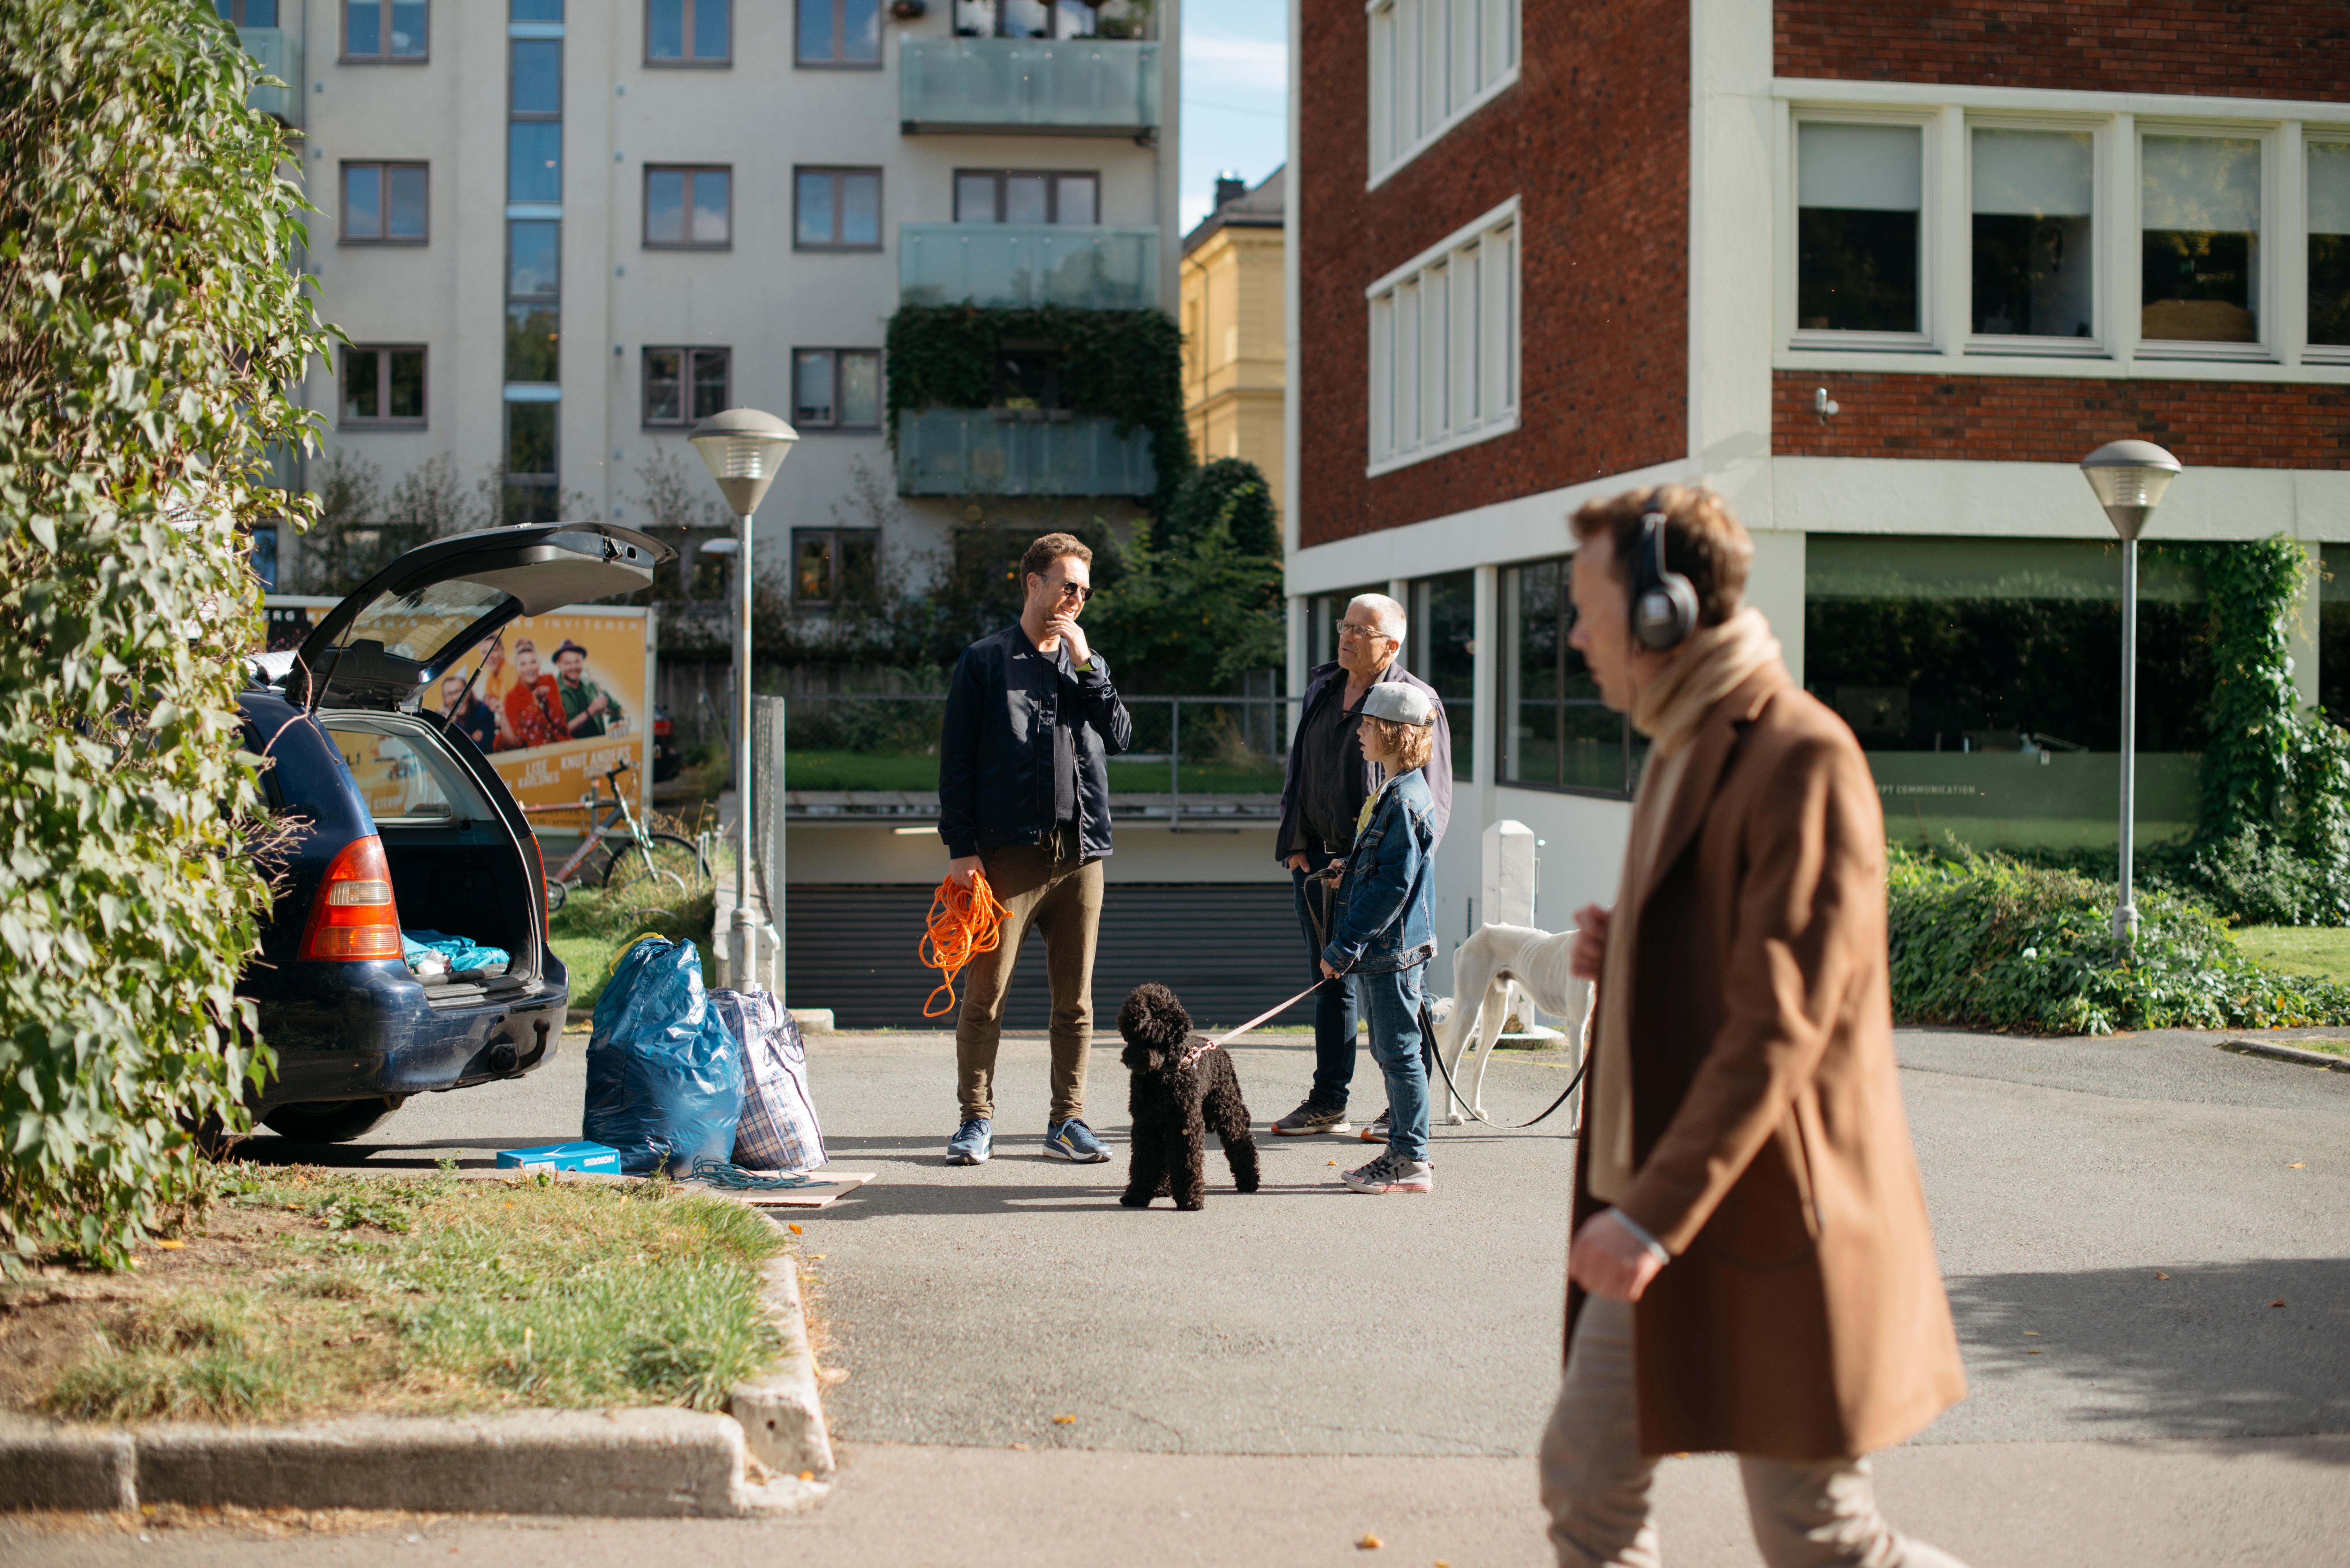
top-left (946, 1118), bottom-right (992, 1165)
top-left (1042, 1118), bottom-right (1111, 1163)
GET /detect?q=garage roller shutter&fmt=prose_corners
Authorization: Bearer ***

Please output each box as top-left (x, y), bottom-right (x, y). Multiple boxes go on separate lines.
top-left (784, 883), bottom-right (1313, 1031)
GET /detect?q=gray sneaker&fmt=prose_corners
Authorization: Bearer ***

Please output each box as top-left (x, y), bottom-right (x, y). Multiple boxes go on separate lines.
top-left (1342, 1152), bottom-right (1433, 1193)
top-left (1358, 1108), bottom-right (1391, 1143)
top-left (1271, 1101), bottom-right (1353, 1136)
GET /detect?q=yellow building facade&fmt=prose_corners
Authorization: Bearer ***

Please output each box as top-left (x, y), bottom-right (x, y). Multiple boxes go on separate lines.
top-left (1180, 168), bottom-right (1287, 523)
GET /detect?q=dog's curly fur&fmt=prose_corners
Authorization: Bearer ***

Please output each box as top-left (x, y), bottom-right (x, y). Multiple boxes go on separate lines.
top-left (1116, 983), bottom-right (1260, 1210)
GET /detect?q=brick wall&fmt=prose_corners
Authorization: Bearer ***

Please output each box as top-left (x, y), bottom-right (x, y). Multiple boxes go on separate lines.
top-left (1773, 371), bottom-right (2350, 466)
top-left (1777, 3), bottom-right (2350, 101)
top-left (1295, 0), bottom-right (1689, 552)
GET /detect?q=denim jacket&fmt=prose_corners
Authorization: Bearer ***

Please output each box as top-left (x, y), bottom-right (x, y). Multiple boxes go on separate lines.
top-left (1320, 766), bottom-right (1438, 976)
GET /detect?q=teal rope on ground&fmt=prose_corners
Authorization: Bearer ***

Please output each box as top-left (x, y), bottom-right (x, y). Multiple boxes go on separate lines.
top-left (688, 1157), bottom-right (817, 1190)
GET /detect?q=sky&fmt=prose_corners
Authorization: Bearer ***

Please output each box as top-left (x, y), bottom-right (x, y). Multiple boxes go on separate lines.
top-left (1178, 0), bottom-right (1290, 237)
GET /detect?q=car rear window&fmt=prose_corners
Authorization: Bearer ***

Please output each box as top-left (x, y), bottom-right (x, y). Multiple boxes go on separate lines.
top-left (321, 716), bottom-right (497, 826)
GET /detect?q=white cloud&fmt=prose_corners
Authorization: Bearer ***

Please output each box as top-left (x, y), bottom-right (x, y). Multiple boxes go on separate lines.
top-left (1184, 32), bottom-right (1288, 92)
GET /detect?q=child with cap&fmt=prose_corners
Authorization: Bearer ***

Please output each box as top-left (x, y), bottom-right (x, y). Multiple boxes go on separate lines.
top-left (1317, 680), bottom-right (1442, 1193)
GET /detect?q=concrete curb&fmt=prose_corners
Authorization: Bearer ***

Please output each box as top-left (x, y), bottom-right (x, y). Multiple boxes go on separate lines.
top-left (0, 1262), bottom-right (832, 1518)
top-left (2219, 1037), bottom-right (2350, 1070)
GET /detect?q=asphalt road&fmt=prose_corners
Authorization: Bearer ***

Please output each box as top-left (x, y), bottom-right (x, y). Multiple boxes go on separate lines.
top-left (11, 1023), bottom-right (2347, 1566)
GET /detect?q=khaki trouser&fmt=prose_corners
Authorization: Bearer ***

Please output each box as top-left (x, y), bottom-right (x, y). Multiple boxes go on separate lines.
top-left (955, 832), bottom-right (1103, 1125)
top-left (1539, 1297), bottom-right (1970, 1568)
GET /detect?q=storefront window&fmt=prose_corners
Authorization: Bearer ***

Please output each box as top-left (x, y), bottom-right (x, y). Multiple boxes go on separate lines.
top-left (1499, 555), bottom-right (1636, 797)
top-left (1805, 535), bottom-right (2211, 848)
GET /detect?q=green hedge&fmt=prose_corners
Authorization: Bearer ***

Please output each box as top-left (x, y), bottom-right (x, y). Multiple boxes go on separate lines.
top-left (1886, 844), bottom-right (2350, 1035)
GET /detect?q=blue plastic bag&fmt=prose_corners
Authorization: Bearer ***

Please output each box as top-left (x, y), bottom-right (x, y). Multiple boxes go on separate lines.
top-left (583, 939), bottom-right (744, 1176)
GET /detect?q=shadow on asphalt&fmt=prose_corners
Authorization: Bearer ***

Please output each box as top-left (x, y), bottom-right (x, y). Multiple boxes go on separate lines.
top-left (1945, 1258), bottom-right (2350, 1448)
top-left (812, 1178), bottom-right (1358, 1220)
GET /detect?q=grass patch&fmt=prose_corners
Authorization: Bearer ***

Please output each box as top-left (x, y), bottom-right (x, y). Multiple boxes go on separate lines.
top-left (547, 830), bottom-right (720, 1013)
top-left (2228, 924), bottom-right (2350, 984)
top-left (5, 1165), bottom-right (787, 1425)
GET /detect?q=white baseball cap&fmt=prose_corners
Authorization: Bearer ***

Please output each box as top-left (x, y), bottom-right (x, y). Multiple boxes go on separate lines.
top-left (1360, 681), bottom-right (1436, 727)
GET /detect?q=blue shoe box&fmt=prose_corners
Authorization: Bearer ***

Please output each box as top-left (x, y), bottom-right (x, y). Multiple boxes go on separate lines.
top-left (496, 1141), bottom-right (622, 1174)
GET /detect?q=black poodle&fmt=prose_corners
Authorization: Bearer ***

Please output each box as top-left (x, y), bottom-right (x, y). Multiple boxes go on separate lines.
top-left (1116, 983), bottom-right (1261, 1210)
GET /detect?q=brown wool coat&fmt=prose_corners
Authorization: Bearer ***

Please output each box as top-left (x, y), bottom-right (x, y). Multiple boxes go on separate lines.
top-left (1568, 664), bottom-right (1966, 1461)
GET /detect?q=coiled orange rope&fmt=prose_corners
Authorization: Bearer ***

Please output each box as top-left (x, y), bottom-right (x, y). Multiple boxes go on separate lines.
top-left (919, 870), bottom-right (1011, 1018)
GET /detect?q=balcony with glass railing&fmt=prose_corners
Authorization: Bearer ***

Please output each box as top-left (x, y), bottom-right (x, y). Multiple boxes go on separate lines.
top-left (899, 38), bottom-right (1161, 137)
top-left (236, 26), bottom-right (301, 124)
top-left (899, 224), bottom-right (1159, 310)
top-left (895, 409), bottom-right (1156, 498)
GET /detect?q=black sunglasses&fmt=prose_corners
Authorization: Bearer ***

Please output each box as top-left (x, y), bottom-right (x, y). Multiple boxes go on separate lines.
top-left (1043, 575), bottom-right (1094, 603)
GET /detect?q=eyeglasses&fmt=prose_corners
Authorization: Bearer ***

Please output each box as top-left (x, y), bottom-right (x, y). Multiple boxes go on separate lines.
top-left (1045, 575), bottom-right (1094, 603)
top-left (1334, 620), bottom-right (1392, 642)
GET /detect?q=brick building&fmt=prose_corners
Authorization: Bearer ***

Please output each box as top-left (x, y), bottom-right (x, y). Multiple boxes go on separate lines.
top-left (1286, 0), bottom-right (2350, 953)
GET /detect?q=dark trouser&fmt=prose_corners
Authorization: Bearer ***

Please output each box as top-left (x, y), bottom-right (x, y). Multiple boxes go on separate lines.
top-left (955, 828), bottom-right (1103, 1125)
top-left (1291, 864), bottom-right (1359, 1110)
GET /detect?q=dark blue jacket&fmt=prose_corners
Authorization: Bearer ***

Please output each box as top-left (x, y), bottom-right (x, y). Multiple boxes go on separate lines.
top-left (939, 623), bottom-right (1133, 861)
top-left (1321, 766), bottom-right (1439, 976)
top-left (1275, 659), bottom-right (1452, 863)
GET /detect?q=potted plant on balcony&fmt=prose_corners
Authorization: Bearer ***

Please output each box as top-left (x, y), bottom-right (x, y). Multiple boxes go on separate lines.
top-left (889, 0), bottom-right (925, 18)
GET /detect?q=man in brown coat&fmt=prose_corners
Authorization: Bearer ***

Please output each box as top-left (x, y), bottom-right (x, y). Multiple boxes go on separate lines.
top-left (1542, 486), bottom-right (1970, 1567)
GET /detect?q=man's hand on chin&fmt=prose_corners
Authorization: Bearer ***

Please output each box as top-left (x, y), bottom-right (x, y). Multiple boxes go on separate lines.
top-left (1567, 1210), bottom-right (1666, 1302)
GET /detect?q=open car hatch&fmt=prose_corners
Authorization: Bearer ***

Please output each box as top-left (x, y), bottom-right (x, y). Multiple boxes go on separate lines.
top-left (292, 523), bottom-right (671, 708)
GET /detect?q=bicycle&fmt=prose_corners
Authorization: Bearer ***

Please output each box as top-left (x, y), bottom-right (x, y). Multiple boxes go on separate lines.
top-left (529, 761), bottom-right (707, 914)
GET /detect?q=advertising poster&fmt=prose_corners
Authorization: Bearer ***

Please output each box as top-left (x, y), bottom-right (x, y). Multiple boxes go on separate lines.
top-left (262, 597), bottom-right (656, 829)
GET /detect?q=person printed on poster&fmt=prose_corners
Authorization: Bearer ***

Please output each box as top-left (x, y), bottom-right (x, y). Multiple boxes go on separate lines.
top-left (554, 639), bottom-right (625, 738)
top-left (502, 637), bottom-right (568, 750)
top-left (439, 675), bottom-right (500, 752)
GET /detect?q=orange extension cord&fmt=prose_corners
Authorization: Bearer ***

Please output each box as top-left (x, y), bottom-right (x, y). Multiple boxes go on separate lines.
top-left (919, 870), bottom-right (1011, 1019)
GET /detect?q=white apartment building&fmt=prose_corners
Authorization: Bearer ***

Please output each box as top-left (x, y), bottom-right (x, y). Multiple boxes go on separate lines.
top-left (226, 0), bottom-right (1179, 604)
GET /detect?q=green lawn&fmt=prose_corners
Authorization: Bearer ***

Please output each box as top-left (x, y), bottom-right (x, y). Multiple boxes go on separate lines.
top-left (780, 749), bottom-right (1282, 795)
top-left (2229, 924), bottom-right (2350, 984)
top-left (547, 854), bottom-right (720, 1014)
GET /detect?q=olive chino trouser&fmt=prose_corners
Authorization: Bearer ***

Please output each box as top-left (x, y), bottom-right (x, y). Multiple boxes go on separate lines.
top-left (1540, 1297), bottom-right (1971, 1568)
top-left (954, 827), bottom-right (1104, 1127)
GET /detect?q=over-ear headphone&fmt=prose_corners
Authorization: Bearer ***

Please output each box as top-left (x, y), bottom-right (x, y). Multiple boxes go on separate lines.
top-left (1631, 489), bottom-right (1699, 651)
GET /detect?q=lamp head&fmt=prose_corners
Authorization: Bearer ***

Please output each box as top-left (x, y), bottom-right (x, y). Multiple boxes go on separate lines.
top-left (689, 407), bottom-right (798, 516)
top-left (2079, 439), bottom-right (2182, 541)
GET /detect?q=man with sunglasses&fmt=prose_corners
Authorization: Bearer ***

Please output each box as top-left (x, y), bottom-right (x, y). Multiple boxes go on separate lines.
top-left (938, 533), bottom-right (1133, 1168)
top-left (1270, 593), bottom-right (1452, 1138)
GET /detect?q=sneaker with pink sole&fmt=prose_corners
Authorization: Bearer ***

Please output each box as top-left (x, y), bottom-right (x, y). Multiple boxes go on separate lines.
top-left (1341, 1151), bottom-right (1433, 1193)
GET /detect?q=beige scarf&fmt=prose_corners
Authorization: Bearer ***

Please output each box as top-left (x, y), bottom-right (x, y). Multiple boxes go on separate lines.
top-left (1585, 607), bottom-right (1785, 1204)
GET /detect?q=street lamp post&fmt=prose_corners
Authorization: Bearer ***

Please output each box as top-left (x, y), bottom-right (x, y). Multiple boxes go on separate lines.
top-left (2079, 439), bottom-right (2183, 946)
top-left (688, 408), bottom-right (799, 992)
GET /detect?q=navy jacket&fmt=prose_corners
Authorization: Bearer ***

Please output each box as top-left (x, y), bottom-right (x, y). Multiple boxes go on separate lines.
top-left (938, 623), bottom-right (1133, 862)
top-left (1276, 659), bottom-right (1452, 863)
top-left (1321, 766), bottom-right (1440, 976)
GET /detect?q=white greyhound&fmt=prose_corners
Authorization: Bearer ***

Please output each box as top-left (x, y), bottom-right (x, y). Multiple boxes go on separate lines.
top-left (1431, 922), bottom-right (1594, 1126)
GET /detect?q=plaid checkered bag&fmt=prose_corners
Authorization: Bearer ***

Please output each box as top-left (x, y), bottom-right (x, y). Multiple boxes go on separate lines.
top-left (708, 989), bottom-right (826, 1174)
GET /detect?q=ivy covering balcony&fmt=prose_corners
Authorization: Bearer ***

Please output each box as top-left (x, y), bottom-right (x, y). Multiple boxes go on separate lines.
top-left (894, 409), bottom-right (1157, 498)
top-left (899, 224), bottom-right (1159, 310)
top-left (898, 38), bottom-right (1161, 137)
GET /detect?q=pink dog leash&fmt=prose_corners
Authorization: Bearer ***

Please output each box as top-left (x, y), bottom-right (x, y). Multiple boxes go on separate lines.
top-left (1176, 981), bottom-right (1327, 1069)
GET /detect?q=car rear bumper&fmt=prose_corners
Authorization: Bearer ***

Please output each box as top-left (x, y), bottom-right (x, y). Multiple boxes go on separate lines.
top-left (250, 960), bottom-right (569, 1110)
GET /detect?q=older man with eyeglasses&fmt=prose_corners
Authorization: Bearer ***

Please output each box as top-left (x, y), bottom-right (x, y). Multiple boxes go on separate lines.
top-left (1269, 593), bottom-right (1452, 1139)
top-left (937, 532), bottom-right (1133, 1169)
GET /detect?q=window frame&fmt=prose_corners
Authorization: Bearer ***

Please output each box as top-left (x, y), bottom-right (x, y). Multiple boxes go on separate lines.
top-left (647, 0), bottom-right (732, 67)
top-left (791, 525), bottom-right (882, 605)
top-left (341, 0), bottom-right (428, 62)
top-left (339, 160), bottom-right (430, 245)
top-left (641, 345), bottom-right (733, 429)
top-left (1363, 195), bottom-right (1520, 479)
top-left (791, 348), bottom-right (884, 431)
top-left (951, 168), bottom-right (1101, 225)
top-left (1962, 112), bottom-right (2111, 360)
top-left (340, 343), bottom-right (429, 429)
top-left (2134, 118), bottom-right (2281, 364)
top-left (1782, 107), bottom-right (1942, 355)
top-left (1366, 0), bottom-right (1521, 193)
top-left (793, 166), bottom-right (885, 251)
top-left (642, 165), bottom-right (734, 250)
top-left (2306, 127), bottom-right (2350, 366)
top-left (1493, 551), bottom-right (1638, 802)
top-left (795, 0), bottom-right (883, 69)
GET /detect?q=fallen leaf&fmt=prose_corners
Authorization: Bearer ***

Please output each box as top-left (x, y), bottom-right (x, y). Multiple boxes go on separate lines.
top-left (2155, 1271), bottom-right (2170, 1280)
top-left (797, 1471), bottom-right (814, 1482)
top-left (2271, 1300), bottom-right (2287, 1308)
top-left (808, 1254), bottom-right (826, 1261)
top-left (1053, 1414), bottom-right (1076, 1425)
top-left (2027, 1349), bottom-right (2044, 1355)
top-left (1436, 1561), bottom-right (1452, 1567)
top-left (788, 1223), bottom-right (804, 1234)
top-left (1357, 1534), bottom-right (1383, 1550)
top-left (2022, 1331), bottom-right (2039, 1337)
top-left (1328, 1160), bottom-right (1339, 1166)
top-left (2288, 1163), bottom-right (2307, 1169)
top-left (155, 1240), bottom-right (184, 1250)
top-left (1010, 1442), bottom-right (1030, 1451)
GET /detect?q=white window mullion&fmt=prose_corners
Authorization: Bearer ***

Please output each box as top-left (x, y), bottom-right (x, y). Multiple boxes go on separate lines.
top-left (1397, 277), bottom-right (1421, 451)
top-left (1369, 294), bottom-right (1394, 463)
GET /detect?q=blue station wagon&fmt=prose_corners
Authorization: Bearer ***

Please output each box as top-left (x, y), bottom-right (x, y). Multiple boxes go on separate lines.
top-left (237, 522), bottom-right (670, 1142)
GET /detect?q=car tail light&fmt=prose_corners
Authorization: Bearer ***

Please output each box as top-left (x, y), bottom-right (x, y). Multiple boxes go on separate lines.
top-left (299, 835), bottom-right (402, 960)
top-left (654, 717), bottom-right (673, 738)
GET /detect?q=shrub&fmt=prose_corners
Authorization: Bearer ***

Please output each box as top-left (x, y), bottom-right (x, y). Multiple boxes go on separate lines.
top-left (1158, 457), bottom-right (1277, 556)
top-left (0, 0), bottom-right (328, 1271)
top-left (1886, 843), bottom-right (2350, 1035)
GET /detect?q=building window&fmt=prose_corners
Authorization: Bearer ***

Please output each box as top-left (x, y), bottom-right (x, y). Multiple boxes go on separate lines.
top-left (1969, 127), bottom-right (2094, 346)
top-left (342, 345), bottom-right (427, 427)
top-left (1367, 0), bottom-right (1519, 187)
top-left (793, 349), bottom-right (882, 429)
top-left (341, 162), bottom-right (428, 243)
top-left (504, 402), bottom-right (560, 523)
top-left (793, 528), bottom-right (879, 603)
top-left (2312, 142), bottom-right (2350, 352)
top-left (344, 0), bottom-right (427, 59)
top-left (216, 0), bottom-right (279, 24)
top-left (1795, 121), bottom-right (1924, 339)
top-left (511, 36), bottom-right (561, 115)
top-left (645, 166), bottom-right (732, 248)
top-left (1366, 198), bottom-right (1518, 476)
top-left (2140, 134), bottom-right (2262, 349)
top-left (511, 0), bottom-right (562, 18)
top-left (795, 168), bottom-right (883, 249)
top-left (644, 346), bottom-right (731, 427)
top-left (797, 0), bottom-right (880, 65)
top-left (649, 0), bottom-right (730, 63)
top-left (1806, 535), bottom-right (2210, 849)
top-left (953, 169), bottom-right (1099, 225)
top-left (1500, 555), bottom-right (1635, 798)
top-left (1409, 571), bottom-right (1474, 782)
top-left (505, 302), bottom-right (559, 384)
top-left (952, 0), bottom-right (1098, 38)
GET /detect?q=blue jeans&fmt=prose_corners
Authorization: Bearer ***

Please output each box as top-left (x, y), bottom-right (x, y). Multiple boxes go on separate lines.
top-left (1357, 962), bottom-right (1431, 1162)
top-left (1292, 866), bottom-right (1360, 1109)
